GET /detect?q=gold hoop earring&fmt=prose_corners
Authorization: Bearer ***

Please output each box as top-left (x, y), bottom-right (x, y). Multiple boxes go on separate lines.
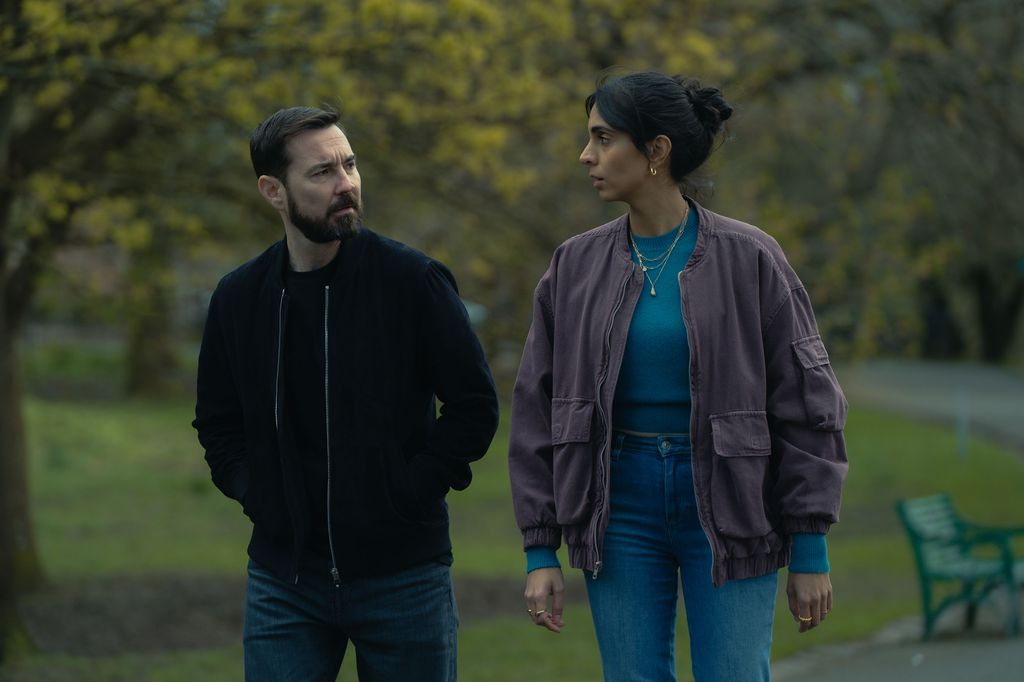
top-left (649, 166), bottom-right (657, 177)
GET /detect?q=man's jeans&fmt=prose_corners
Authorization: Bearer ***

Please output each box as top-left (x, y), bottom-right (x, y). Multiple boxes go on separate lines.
top-left (244, 558), bottom-right (458, 681)
top-left (585, 433), bottom-right (778, 681)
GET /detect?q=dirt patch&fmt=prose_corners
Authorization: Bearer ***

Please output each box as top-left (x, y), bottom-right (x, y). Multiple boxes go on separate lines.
top-left (17, 572), bottom-right (579, 656)
top-left (18, 574), bottom-right (245, 656)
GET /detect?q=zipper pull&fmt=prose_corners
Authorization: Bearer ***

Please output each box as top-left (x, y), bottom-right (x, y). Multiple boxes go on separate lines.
top-left (591, 561), bottom-right (603, 579)
top-left (330, 567), bottom-right (341, 586)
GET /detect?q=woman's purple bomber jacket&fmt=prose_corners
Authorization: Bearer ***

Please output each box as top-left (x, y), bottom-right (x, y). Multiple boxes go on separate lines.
top-left (508, 202), bottom-right (848, 587)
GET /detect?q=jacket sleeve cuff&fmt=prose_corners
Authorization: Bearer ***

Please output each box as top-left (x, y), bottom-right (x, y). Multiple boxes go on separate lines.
top-left (526, 547), bottom-right (561, 573)
top-left (523, 526), bottom-right (562, 551)
top-left (226, 467), bottom-right (250, 508)
top-left (788, 533), bottom-right (830, 573)
top-left (406, 454), bottom-right (454, 506)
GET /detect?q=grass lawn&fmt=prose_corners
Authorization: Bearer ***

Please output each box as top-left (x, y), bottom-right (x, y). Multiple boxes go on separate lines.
top-left (3, 394), bottom-right (1023, 681)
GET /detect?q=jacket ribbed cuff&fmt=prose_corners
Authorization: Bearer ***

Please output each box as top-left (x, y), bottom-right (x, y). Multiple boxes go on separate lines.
top-left (526, 547), bottom-right (561, 573)
top-left (782, 515), bottom-right (831, 535)
top-left (523, 526), bottom-right (561, 550)
top-left (788, 533), bottom-right (829, 573)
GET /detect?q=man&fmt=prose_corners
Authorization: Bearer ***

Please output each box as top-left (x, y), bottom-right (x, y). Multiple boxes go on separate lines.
top-left (193, 107), bottom-right (499, 681)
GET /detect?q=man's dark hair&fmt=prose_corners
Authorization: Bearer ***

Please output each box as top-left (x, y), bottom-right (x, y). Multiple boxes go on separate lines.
top-left (249, 107), bottom-right (340, 181)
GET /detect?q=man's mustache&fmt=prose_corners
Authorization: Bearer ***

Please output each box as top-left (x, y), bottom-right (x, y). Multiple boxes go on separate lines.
top-left (329, 194), bottom-right (358, 212)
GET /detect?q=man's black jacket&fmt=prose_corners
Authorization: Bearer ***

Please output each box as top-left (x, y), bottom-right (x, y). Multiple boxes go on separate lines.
top-left (193, 228), bottom-right (499, 583)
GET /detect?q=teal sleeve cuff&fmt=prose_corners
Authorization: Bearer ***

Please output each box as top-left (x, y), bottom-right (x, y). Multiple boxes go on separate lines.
top-left (526, 547), bottom-right (561, 573)
top-left (789, 533), bottom-right (830, 573)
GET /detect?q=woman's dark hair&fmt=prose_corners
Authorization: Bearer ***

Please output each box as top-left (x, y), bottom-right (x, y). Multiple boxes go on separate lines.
top-left (585, 72), bottom-right (733, 183)
top-left (249, 106), bottom-right (340, 181)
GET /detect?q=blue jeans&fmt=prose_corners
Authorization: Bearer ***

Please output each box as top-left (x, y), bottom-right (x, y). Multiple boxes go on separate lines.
top-left (243, 558), bottom-right (458, 681)
top-left (585, 433), bottom-right (777, 681)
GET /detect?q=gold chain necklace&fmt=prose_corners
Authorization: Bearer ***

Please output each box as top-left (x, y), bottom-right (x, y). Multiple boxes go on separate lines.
top-left (628, 207), bottom-right (689, 297)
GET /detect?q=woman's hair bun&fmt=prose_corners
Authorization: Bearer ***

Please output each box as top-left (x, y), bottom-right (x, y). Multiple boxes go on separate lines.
top-left (673, 76), bottom-right (733, 133)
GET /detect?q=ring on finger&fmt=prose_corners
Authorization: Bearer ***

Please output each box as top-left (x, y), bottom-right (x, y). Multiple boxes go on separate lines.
top-left (535, 609), bottom-right (547, 616)
top-left (798, 615), bottom-right (813, 622)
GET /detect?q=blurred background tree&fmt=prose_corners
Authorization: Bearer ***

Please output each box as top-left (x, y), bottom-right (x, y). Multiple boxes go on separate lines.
top-left (726, 0), bottom-right (1024, 361)
top-left (2, 0), bottom-right (1022, 659)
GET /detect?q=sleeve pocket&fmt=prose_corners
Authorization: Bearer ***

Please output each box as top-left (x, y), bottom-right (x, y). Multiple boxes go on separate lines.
top-left (792, 335), bottom-right (848, 432)
top-left (551, 397), bottom-right (594, 444)
top-left (709, 411), bottom-right (773, 538)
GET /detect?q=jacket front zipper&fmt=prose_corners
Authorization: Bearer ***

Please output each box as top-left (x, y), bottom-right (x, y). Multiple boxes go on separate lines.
top-left (324, 285), bottom-right (341, 586)
top-left (679, 271), bottom-right (717, 583)
top-left (590, 268), bottom-right (634, 579)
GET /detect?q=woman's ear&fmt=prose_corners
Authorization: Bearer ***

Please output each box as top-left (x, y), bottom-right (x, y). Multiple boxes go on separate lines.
top-left (647, 134), bottom-right (673, 172)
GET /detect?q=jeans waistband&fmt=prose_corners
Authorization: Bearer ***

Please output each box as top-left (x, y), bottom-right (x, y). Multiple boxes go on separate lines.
top-left (612, 431), bottom-right (691, 457)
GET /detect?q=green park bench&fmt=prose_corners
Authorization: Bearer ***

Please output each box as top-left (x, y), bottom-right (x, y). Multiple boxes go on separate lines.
top-left (896, 493), bottom-right (1024, 640)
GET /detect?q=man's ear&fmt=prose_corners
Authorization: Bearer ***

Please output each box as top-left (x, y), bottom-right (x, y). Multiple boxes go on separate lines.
top-left (257, 175), bottom-right (286, 211)
top-left (646, 134), bottom-right (673, 172)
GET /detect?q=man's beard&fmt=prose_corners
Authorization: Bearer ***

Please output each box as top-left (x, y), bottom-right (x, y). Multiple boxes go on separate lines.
top-left (287, 191), bottom-right (362, 244)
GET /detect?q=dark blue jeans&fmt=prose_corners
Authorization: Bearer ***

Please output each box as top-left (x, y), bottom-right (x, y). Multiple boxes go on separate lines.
top-left (243, 558), bottom-right (458, 681)
top-left (585, 433), bottom-right (777, 681)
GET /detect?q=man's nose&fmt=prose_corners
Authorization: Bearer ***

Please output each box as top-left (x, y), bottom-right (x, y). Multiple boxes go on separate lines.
top-left (336, 171), bottom-right (355, 194)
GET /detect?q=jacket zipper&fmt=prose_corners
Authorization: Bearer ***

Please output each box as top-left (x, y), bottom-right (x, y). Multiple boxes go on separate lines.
top-left (679, 271), bottom-right (717, 583)
top-left (324, 285), bottom-right (341, 586)
top-left (591, 269), bottom-right (633, 579)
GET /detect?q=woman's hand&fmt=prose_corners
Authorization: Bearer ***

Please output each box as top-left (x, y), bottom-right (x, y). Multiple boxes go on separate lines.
top-left (786, 572), bottom-right (832, 632)
top-left (524, 567), bottom-right (565, 633)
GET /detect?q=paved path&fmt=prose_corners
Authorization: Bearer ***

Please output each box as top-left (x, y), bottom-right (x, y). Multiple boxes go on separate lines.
top-left (774, 632), bottom-right (1024, 681)
top-left (773, 599), bottom-right (1024, 681)
top-left (773, 360), bottom-right (1024, 681)
top-left (838, 360), bottom-right (1024, 451)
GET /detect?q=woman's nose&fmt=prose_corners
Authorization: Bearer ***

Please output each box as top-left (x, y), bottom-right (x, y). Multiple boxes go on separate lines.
top-left (579, 142), bottom-right (594, 165)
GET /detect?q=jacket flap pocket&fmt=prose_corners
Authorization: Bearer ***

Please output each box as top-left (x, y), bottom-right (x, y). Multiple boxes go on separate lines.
top-left (710, 411), bottom-right (771, 457)
top-left (551, 398), bottom-right (594, 445)
top-left (792, 335), bottom-right (830, 369)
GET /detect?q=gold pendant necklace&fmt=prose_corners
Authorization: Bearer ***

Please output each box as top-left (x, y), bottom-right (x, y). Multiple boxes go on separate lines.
top-left (629, 207), bottom-right (689, 297)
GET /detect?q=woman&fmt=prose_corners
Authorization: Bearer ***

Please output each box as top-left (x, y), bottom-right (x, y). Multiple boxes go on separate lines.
top-left (508, 72), bottom-right (848, 681)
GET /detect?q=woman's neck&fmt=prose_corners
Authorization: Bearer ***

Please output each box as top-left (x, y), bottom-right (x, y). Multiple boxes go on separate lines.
top-left (628, 190), bottom-right (690, 237)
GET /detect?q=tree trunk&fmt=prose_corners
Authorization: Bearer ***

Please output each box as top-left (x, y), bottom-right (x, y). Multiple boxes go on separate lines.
top-left (970, 266), bottom-right (1024, 363)
top-left (919, 278), bottom-right (965, 359)
top-left (0, 301), bottom-right (45, 661)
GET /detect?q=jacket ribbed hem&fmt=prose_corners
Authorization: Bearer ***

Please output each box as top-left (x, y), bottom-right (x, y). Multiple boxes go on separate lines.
top-left (567, 542), bottom-right (598, 573)
top-left (567, 544), bottom-right (792, 585)
top-left (713, 549), bottom-right (790, 587)
top-left (248, 521), bottom-right (453, 584)
top-left (782, 516), bottom-right (833, 535)
top-left (564, 512), bottom-right (603, 573)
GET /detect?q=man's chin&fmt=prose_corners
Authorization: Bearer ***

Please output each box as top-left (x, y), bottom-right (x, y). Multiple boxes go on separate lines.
top-left (295, 218), bottom-right (361, 244)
